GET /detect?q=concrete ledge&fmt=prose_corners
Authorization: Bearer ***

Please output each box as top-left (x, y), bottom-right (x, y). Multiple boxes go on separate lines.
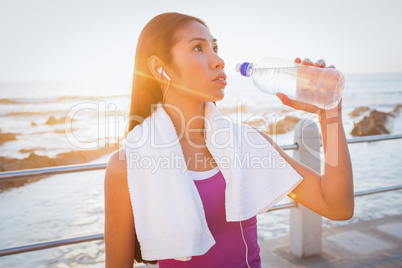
top-left (326, 230), bottom-right (391, 254)
top-left (259, 214), bottom-right (402, 268)
top-left (377, 222), bottom-right (402, 239)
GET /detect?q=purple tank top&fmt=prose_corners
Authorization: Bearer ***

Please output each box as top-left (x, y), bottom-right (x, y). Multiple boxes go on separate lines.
top-left (158, 170), bottom-right (262, 268)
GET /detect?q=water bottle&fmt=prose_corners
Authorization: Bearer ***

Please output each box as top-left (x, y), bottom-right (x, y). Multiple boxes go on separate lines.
top-left (235, 57), bottom-right (345, 109)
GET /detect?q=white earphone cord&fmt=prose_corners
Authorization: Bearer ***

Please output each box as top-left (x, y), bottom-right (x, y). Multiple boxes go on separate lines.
top-left (162, 80), bottom-right (170, 102)
top-left (158, 68), bottom-right (171, 102)
top-left (239, 221), bottom-right (251, 268)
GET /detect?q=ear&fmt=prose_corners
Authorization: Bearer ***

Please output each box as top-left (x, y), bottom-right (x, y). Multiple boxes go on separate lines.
top-left (148, 56), bottom-right (162, 80)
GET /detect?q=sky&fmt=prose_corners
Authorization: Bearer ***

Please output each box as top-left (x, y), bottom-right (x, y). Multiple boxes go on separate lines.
top-left (1, 0), bottom-right (401, 91)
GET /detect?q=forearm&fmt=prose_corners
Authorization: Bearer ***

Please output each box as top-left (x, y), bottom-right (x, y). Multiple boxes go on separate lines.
top-left (319, 108), bottom-right (354, 218)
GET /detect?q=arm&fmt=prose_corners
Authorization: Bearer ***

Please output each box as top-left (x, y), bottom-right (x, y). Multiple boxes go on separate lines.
top-left (258, 58), bottom-right (354, 220)
top-left (104, 148), bottom-right (136, 267)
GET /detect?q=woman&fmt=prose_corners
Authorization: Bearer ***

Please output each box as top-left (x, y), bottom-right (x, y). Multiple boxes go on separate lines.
top-left (104, 12), bottom-right (354, 268)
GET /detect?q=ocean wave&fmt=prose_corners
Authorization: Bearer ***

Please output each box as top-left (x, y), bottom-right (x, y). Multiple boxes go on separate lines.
top-left (3, 110), bottom-right (68, 117)
top-left (0, 94), bottom-right (129, 105)
top-left (0, 97), bottom-right (59, 104)
top-left (3, 108), bottom-right (127, 118)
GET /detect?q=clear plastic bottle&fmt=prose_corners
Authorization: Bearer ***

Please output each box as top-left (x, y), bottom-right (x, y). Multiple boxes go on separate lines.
top-left (235, 57), bottom-right (345, 109)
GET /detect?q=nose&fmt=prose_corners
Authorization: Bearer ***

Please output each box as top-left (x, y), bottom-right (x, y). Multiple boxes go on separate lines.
top-left (211, 53), bottom-right (225, 70)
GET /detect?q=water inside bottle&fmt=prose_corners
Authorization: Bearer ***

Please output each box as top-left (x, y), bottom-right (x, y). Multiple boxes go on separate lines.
top-left (252, 66), bottom-right (343, 109)
top-left (295, 66), bottom-right (343, 109)
top-left (252, 67), bottom-right (297, 95)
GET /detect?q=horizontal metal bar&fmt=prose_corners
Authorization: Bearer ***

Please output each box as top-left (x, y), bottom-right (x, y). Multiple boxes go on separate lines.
top-left (347, 133), bottom-right (402, 144)
top-left (0, 163), bottom-right (107, 181)
top-left (354, 184), bottom-right (402, 197)
top-left (262, 184), bottom-right (402, 210)
top-left (281, 143), bottom-right (298, 151)
top-left (1, 184), bottom-right (401, 257)
top-left (1, 133), bottom-right (401, 181)
top-left (0, 146), bottom-right (298, 181)
top-left (0, 203), bottom-right (297, 257)
top-left (266, 202), bottom-right (297, 212)
top-left (0, 234), bottom-right (104, 257)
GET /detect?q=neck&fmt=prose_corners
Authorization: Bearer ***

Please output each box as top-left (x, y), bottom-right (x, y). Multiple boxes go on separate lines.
top-left (163, 99), bottom-right (207, 141)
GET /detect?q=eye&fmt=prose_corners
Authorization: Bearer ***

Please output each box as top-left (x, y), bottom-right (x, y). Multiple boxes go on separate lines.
top-left (194, 44), bottom-right (203, 52)
top-left (213, 45), bottom-right (218, 53)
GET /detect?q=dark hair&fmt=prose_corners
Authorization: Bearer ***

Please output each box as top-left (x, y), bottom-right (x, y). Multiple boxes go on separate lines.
top-left (127, 12), bottom-right (208, 134)
top-left (127, 12), bottom-right (208, 266)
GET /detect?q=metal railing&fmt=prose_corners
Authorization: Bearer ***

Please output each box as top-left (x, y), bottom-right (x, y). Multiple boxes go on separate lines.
top-left (0, 132), bottom-right (401, 258)
top-left (2, 133), bottom-right (401, 181)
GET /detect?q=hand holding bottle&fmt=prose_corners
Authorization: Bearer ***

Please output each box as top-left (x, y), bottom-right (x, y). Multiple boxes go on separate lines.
top-left (276, 57), bottom-right (342, 115)
top-left (236, 56), bottom-right (345, 111)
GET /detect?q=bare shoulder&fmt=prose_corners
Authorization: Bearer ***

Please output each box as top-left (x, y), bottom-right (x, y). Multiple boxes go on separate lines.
top-left (104, 148), bottom-right (136, 267)
top-left (105, 148), bottom-right (127, 184)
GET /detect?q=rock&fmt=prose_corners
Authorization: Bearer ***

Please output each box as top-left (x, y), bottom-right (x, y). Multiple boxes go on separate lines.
top-left (54, 129), bottom-right (65, 134)
top-left (0, 146), bottom-right (119, 172)
top-left (53, 146), bottom-right (117, 166)
top-left (0, 146), bottom-right (119, 192)
top-left (243, 118), bottom-right (268, 128)
top-left (45, 116), bottom-right (73, 125)
top-left (19, 148), bottom-right (37, 153)
top-left (349, 106), bottom-right (370, 117)
top-left (391, 104), bottom-right (402, 115)
top-left (45, 116), bottom-right (64, 125)
top-left (265, 116), bottom-right (301, 135)
top-left (351, 110), bottom-right (393, 136)
top-left (26, 152), bottom-right (55, 168)
top-left (218, 105), bottom-right (247, 115)
top-left (0, 153), bottom-right (55, 172)
top-left (0, 132), bottom-right (17, 144)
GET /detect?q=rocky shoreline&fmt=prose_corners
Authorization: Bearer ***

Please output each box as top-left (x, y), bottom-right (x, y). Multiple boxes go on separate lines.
top-left (241, 103), bottom-right (402, 137)
top-left (1, 103), bottom-right (401, 192)
top-left (350, 104), bottom-right (402, 136)
top-left (0, 145), bottom-right (119, 193)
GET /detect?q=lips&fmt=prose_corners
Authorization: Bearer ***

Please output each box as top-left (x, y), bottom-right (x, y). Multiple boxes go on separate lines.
top-left (213, 73), bottom-right (227, 85)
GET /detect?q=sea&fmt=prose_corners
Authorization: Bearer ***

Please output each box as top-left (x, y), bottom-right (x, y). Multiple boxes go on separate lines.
top-left (0, 73), bottom-right (402, 267)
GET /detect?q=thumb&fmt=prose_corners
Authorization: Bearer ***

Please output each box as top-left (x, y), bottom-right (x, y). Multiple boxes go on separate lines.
top-left (276, 92), bottom-right (288, 100)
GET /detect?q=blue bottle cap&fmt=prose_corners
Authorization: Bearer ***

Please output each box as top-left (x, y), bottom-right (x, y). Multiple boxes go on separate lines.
top-left (235, 62), bottom-right (251, 77)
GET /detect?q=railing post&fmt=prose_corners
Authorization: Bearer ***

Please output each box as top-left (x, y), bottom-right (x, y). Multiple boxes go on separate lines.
top-left (290, 119), bottom-right (322, 258)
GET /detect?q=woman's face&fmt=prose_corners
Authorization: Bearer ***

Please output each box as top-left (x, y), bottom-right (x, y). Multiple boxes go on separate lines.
top-left (166, 21), bottom-right (226, 102)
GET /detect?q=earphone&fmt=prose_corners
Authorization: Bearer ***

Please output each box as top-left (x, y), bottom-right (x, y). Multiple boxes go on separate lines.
top-left (158, 67), bottom-right (171, 82)
top-left (157, 67), bottom-right (171, 101)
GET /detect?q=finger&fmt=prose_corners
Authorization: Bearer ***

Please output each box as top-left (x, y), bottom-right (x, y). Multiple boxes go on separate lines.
top-left (294, 57), bottom-right (301, 64)
top-left (327, 65), bottom-right (336, 69)
top-left (313, 59), bottom-right (326, 68)
top-left (276, 92), bottom-right (287, 100)
top-left (302, 58), bottom-right (313, 66)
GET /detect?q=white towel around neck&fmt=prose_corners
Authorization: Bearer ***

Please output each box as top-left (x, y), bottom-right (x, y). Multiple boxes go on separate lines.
top-left (123, 102), bottom-right (303, 261)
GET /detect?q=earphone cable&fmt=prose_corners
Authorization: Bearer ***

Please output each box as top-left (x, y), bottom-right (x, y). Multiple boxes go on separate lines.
top-left (239, 221), bottom-right (251, 268)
